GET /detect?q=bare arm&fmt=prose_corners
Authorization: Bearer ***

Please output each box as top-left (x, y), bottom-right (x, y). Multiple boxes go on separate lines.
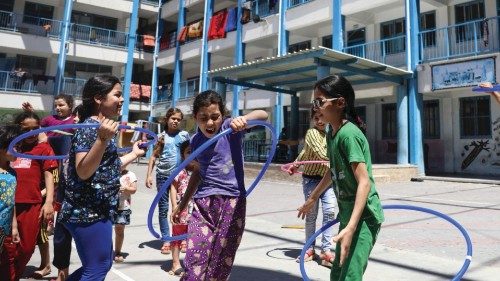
top-left (11, 206), bottom-right (20, 243)
top-left (297, 171), bottom-right (332, 219)
top-left (333, 162), bottom-right (371, 266)
top-left (170, 183), bottom-right (178, 210)
top-left (119, 141), bottom-right (146, 168)
top-left (121, 181), bottom-right (137, 195)
top-left (171, 163), bottom-right (200, 224)
top-left (40, 170), bottom-right (55, 221)
top-left (491, 92), bottom-right (500, 104)
top-left (145, 154), bottom-right (157, 188)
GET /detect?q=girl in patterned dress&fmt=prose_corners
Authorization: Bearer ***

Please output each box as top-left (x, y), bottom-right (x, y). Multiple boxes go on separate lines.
top-left (168, 140), bottom-right (194, 276)
top-left (171, 90), bottom-right (268, 281)
top-left (58, 75), bottom-right (146, 281)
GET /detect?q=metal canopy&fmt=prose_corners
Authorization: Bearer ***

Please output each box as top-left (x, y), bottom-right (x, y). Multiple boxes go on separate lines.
top-left (208, 46), bottom-right (413, 95)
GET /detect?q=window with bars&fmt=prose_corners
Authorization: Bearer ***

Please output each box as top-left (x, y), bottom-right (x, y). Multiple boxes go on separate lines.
top-left (65, 61), bottom-right (112, 78)
top-left (0, 0), bottom-right (14, 12)
top-left (23, 2), bottom-right (54, 24)
top-left (459, 96), bottom-right (491, 138)
top-left (382, 103), bottom-right (397, 139)
top-left (454, 0), bottom-right (485, 42)
top-left (380, 18), bottom-right (406, 55)
top-left (420, 12), bottom-right (436, 47)
top-left (71, 11), bottom-right (118, 30)
top-left (16, 55), bottom-right (47, 75)
top-left (423, 100), bottom-right (440, 139)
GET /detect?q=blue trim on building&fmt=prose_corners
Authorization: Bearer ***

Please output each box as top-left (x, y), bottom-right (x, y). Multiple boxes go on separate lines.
top-left (54, 0), bottom-right (73, 95)
top-left (172, 2), bottom-right (186, 107)
top-left (332, 0), bottom-right (343, 51)
top-left (199, 0), bottom-right (213, 92)
top-left (121, 0), bottom-right (141, 123)
top-left (232, 0), bottom-right (245, 117)
top-left (150, 0), bottom-right (163, 122)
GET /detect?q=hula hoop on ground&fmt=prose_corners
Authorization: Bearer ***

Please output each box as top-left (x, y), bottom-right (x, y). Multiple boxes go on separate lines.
top-left (472, 85), bottom-right (500, 92)
top-left (147, 120), bottom-right (277, 241)
top-left (281, 160), bottom-right (329, 175)
top-left (299, 204), bottom-right (473, 281)
top-left (7, 123), bottom-right (158, 160)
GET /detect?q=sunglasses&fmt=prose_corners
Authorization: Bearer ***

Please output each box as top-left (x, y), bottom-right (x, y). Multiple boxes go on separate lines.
top-left (312, 98), bottom-right (339, 109)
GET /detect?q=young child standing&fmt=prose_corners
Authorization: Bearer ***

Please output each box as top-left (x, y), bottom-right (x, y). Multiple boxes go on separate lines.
top-left (7, 111), bottom-right (57, 281)
top-left (171, 90), bottom-right (268, 280)
top-left (146, 108), bottom-right (189, 254)
top-left (168, 140), bottom-right (194, 276)
top-left (0, 125), bottom-right (20, 280)
top-left (298, 75), bottom-right (384, 281)
top-left (113, 167), bottom-right (138, 263)
top-left (288, 109), bottom-right (336, 267)
top-left (58, 74), bottom-right (145, 280)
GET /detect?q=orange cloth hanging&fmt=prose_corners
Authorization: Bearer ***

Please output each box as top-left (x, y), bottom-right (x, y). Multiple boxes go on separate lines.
top-left (143, 35), bottom-right (155, 47)
top-left (208, 9), bottom-right (228, 40)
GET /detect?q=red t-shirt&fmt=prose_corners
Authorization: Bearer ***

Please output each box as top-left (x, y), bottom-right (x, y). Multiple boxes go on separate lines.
top-left (11, 142), bottom-right (58, 204)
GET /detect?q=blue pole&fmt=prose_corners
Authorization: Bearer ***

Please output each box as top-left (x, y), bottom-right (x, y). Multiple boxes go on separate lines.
top-left (332, 0), bottom-right (343, 51)
top-left (172, 3), bottom-right (186, 107)
top-left (275, 0), bottom-right (288, 137)
top-left (405, 0), bottom-right (424, 175)
top-left (121, 0), bottom-right (140, 123)
top-left (233, 0), bottom-right (245, 117)
top-left (396, 84), bottom-right (409, 164)
top-left (54, 0), bottom-right (73, 95)
top-left (150, 0), bottom-right (163, 122)
top-left (199, 0), bottom-right (213, 92)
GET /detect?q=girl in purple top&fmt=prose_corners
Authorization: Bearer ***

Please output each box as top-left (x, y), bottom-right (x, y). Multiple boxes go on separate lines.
top-left (171, 90), bottom-right (268, 280)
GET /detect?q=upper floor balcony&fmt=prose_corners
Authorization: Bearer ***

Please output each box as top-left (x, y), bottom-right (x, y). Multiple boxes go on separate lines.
top-left (0, 10), bottom-right (154, 52)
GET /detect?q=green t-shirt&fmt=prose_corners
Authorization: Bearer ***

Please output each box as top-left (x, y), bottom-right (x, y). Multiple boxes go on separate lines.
top-left (326, 122), bottom-right (384, 225)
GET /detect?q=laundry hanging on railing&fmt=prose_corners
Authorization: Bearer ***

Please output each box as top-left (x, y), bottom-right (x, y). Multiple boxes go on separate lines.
top-left (187, 21), bottom-right (203, 39)
top-left (142, 35), bottom-right (155, 47)
top-left (130, 83), bottom-right (151, 101)
top-left (177, 26), bottom-right (188, 43)
top-left (225, 7), bottom-right (238, 32)
top-left (208, 9), bottom-right (228, 40)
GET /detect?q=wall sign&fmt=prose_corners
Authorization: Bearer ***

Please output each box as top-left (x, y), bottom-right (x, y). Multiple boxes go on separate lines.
top-left (432, 57), bottom-right (496, 90)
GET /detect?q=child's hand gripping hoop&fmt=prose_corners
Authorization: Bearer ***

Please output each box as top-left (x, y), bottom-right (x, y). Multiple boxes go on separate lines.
top-left (299, 205), bottom-right (473, 281)
top-left (7, 124), bottom-right (158, 160)
top-left (471, 84), bottom-right (500, 92)
top-left (147, 120), bottom-right (278, 241)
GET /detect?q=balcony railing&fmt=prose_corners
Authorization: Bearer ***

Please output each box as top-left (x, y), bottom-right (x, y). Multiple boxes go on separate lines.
top-left (0, 70), bottom-right (55, 94)
top-left (157, 84), bottom-right (173, 102)
top-left (343, 35), bottom-right (408, 68)
top-left (0, 10), bottom-right (150, 51)
top-left (62, 77), bottom-right (86, 97)
top-left (288, 0), bottom-right (314, 8)
top-left (179, 78), bottom-right (199, 99)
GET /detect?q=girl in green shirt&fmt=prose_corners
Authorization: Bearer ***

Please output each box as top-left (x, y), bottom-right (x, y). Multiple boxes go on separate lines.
top-left (298, 74), bottom-right (384, 281)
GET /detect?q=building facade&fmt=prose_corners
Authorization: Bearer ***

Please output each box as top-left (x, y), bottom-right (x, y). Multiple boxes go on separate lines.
top-left (1, 0), bottom-right (499, 176)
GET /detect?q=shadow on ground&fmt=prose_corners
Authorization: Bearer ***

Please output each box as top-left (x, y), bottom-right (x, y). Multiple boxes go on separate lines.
top-left (138, 239), bottom-right (163, 250)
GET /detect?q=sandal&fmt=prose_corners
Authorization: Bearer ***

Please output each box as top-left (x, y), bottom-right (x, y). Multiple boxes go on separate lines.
top-left (180, 241), bottom-right (187, 253)
top-left (168, 267), bottom-right (185, 276)
top-left (114, 253), bottom-right (125, 263)
top-left (319, 251), bottom-right (335, 268)
top-left (31, 267), bottom-right (51, 279)
top-left (296, 248), bottom-right (316, 263)
top-left (160, 243), bottom-right (171, 255)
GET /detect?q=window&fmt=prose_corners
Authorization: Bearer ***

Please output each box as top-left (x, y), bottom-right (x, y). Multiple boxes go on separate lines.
top-left (23, 2), bottom-right (54, 24)
top-left (0, 0), bottom-right (14, 12)
top-left (346, 28), bottom-right (366, 56)
top-left (420, 12), bottom-right (436, 47)
top-left (380, 18), bottom-right (406, 55)
top-left (65, 61), bottom-right (112, 78)
top-left (459, 96), bottom-right (491, 138)
top-left (322, 35), bottom-right (332, 49)
top-left (72, 11), bottom-right (118, 30)
top-left (382, 103), bottom-right (397, 139)
top-left (423, 100), bottom-right (440, 138)
top-left (288, 40), bottom-right (311, 53)
top-left (16, 55), bottom-right (47, 74)
top-left (455, 0), bottom-right (485, 42)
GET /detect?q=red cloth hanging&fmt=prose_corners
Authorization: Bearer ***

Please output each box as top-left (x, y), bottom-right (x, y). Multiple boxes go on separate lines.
top-left (140, 85), bottom-right (151, 99)
top-left (208, 9), bottom-right (228, 40)
top-left (130, 84), bottom-right (141, 100)
top-left (143, 35), bottom-right (155, 47)
top-left (177, 26), bottom-right (188, 43)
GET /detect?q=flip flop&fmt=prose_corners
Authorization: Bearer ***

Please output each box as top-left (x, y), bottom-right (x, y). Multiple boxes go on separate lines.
top-left (168, 268), bottom-right (185, 276)
top-left (114, 253), bottom-right (125, 263)
top-left (31, 268), bottom-right (51, 279)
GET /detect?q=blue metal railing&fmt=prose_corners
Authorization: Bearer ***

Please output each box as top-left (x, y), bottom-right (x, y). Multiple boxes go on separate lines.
top-left (343, 35), bottom-right (407, 68)
top-left (251, 0), bottom-right (279, 18)
top-left (62, 77), bottom-right (86, 96)
top-left (179, 78), bottom-right (199, 99)
top-left (0, 10), bottom-right (151, 51)
top-left (156, 84), bottom-right (173, 102)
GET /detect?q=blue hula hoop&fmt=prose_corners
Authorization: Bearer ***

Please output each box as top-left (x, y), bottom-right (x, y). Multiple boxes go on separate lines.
top-left (7, 123), bottom-right (158, 160)
top-left (472, 85), bottom-right (500, 92)
top-left (299, 204), bottom-right (473, 281)
top-left (147, 120), bottom-right (277, 241)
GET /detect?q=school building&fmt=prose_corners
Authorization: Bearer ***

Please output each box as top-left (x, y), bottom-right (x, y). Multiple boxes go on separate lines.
top-left (0, 0), bottom-right (499, 177)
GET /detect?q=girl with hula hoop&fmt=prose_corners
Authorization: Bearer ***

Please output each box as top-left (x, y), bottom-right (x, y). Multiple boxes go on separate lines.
top-left (297, 75), bottom-right (384, 281)
top-left (287, 108), bottom-right (337, 267)
top-left (171, 90), bottom-right (268, 280)
top-left (57, 75), bottom-right (146, 280)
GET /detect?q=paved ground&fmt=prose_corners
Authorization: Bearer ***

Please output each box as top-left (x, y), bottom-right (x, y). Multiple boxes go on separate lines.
top-left (21, 161), bottom-right (500, 281)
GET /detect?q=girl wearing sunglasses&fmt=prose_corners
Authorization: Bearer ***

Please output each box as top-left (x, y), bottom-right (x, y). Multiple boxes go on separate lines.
top-left (298, 75), bottom-right (384, 281)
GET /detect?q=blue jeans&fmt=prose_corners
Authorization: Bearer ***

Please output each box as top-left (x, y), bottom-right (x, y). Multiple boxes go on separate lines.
top-left (64, 219), bottom-right (113, 281)
top-left (52, 219), bottom-right (72, 270)
top-left (156, 174), bottom-right (171, 241)
top-left (302, 176), bottom-right (336, 252)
